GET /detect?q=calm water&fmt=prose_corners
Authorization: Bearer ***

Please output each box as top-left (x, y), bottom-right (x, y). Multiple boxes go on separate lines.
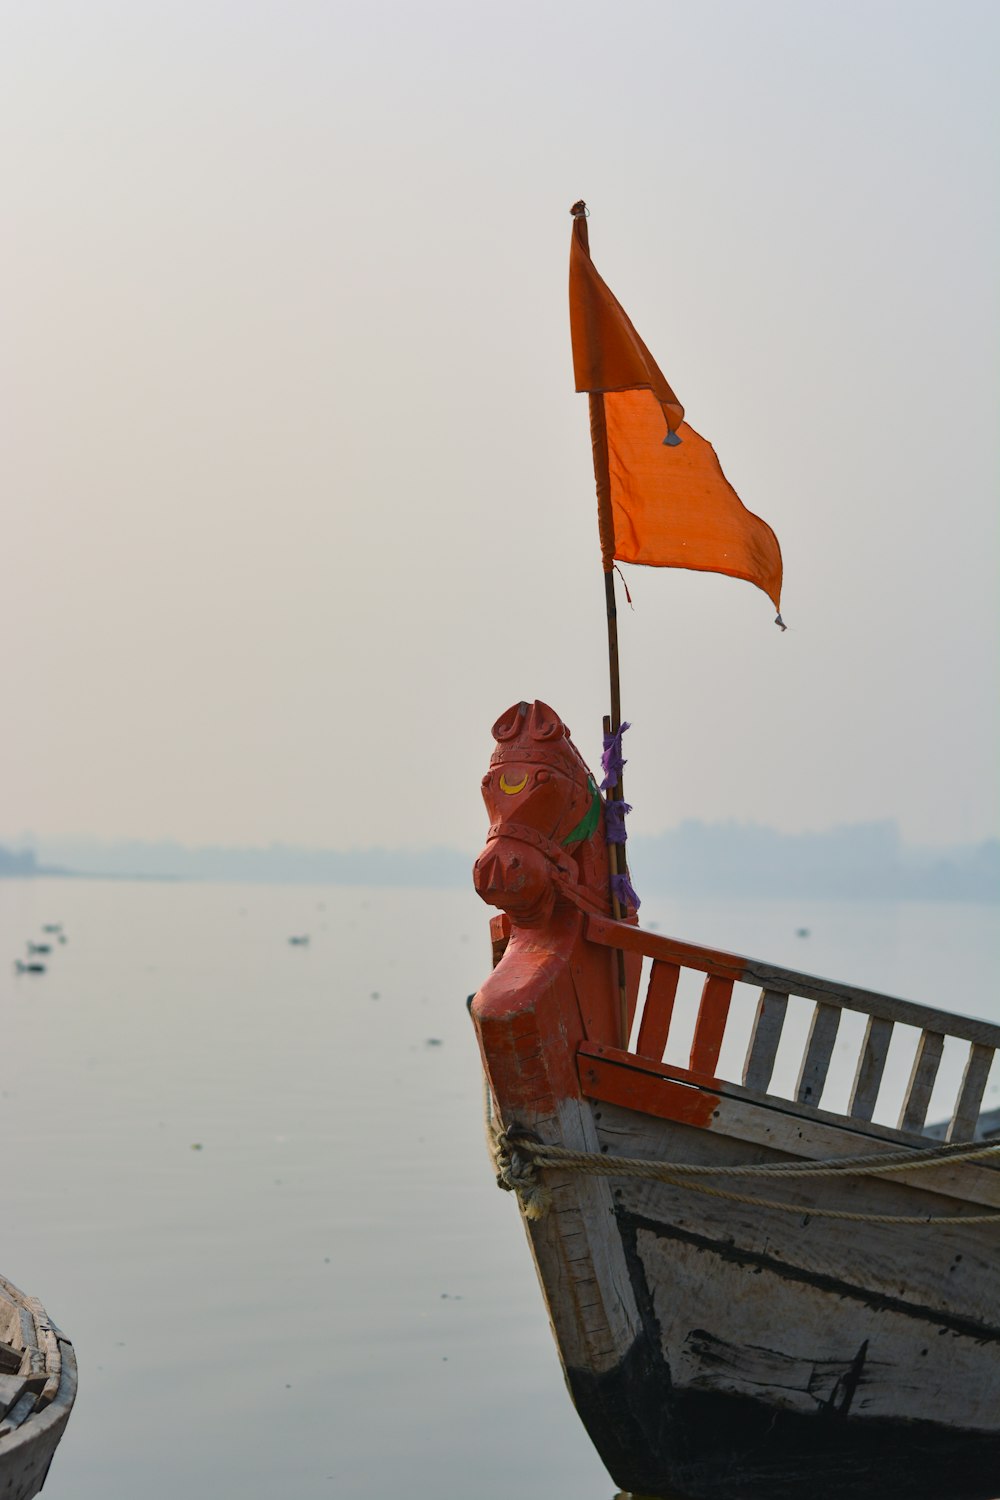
top-left (1, 878), bottom-right (997, 1499)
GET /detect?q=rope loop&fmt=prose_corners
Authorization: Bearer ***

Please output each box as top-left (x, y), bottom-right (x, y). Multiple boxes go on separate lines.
top-left (492, 1131), bottom-right (552, 1220)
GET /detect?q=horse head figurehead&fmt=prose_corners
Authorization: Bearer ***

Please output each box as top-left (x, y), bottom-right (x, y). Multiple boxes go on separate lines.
top-left (473, 700), bottom-right (610, 927)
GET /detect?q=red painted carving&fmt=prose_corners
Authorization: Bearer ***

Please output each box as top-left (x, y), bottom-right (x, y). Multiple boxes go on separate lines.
top-left (471, 702), bottom-right (633, 1116)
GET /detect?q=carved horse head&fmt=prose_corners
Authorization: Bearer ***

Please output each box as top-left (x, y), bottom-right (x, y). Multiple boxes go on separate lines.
top-left (474, 701), bottom-right (611, 927)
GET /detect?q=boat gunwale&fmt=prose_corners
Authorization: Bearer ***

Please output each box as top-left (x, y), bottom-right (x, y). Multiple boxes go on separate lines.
top-left (576, 1042), bottom-right (1000, 1210)
top-left (0, 1340), bottom-right (77, 1460)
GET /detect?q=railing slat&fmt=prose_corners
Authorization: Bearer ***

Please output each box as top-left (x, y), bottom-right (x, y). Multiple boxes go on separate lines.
top-left (795, 1003), bottom-right (841, 1107)
top-left (848, 1015), bottom-right (894, 1122)
top-left (634, 961), bottom-right (680, 1061)
top-left (947, 1043), bottom-right (995, 1142)
top-left (898, 1031), bottom-right (945, 1134)
top-left (689, 975), bottom-right (734, 1076)
top-left (742, 990), bottom-right (788, 1093)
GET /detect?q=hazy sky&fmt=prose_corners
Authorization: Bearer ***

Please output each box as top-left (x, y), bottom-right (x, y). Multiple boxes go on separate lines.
top-left (5, 0), bottom-right (998, 853)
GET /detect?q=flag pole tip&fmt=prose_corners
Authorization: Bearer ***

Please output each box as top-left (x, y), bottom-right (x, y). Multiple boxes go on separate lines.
top-left (570, 200), bottom-right (589, 217)
top-left (662, 430), bottom-right (682, 447)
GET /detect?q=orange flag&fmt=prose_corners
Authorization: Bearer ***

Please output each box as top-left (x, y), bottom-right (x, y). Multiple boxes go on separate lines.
top-left (569, 203), bottom-right (783, 615)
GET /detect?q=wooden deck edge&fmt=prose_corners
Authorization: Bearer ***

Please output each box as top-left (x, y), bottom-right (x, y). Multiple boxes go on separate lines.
top-left (577, 1044), bottom-right (1000, 1211)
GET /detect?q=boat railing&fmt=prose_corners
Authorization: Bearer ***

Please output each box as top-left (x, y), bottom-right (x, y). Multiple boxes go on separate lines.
top-left (586, 915), bottom-right (1000, 1143)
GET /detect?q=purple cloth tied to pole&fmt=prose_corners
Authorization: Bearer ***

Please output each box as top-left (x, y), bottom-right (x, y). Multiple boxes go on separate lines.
top-left (600, 721), bottom-right (630, 792)
top-left (611, 871), bottom-right (641, 913)
top-left (604, 798), bottom-right (632, 845)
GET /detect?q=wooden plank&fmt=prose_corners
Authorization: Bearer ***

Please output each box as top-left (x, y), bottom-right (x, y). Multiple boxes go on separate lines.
top-left (578, 1049), bottom-right (720, 1131)
top-left (795, 1003), bottom-right (841, 1107)
top-left (689, 975), bottom-right (734, 1076)
top-left (37, 1331), bottom-right (62, 1407)
top-left (20, 1345), bottom-right (46, 1381)
top-left (587, 914), bottom-right (747, 982)
top-left (577, 1043), bottom-right (1000, 1209)
top-left (581, 1042), bottom-right (928, 1147)
top-left (585, 914), bottom-right (1000, 1050)
top-left (949, 1044), bottom-right (996, 1142)
top-left (849, 1016), bottom-right (894, 1122)
top-left (0, 1390), bottom-right (37, 1438)
top-left (0, 1278), bottom-right (26, 1309)
top-left (742, 989), bottom-right (788, 1093)
top-left (530, 1094), bottom-right (646, 1374)
top-left (634, 961), bottom-right (680, 1061)
top-left (0, 1376), bottom-right (27, 1420)
top-left (10, 1308), bottom-right (34, 1355)
top-left (899, 1031), bottom-right (945, 1134)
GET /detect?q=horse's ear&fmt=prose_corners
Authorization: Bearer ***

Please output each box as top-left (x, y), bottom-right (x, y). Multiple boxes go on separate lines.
top-left (527, 701), bottom-right (567, 742)
top-left (492, 702), bottom-right (529, 742)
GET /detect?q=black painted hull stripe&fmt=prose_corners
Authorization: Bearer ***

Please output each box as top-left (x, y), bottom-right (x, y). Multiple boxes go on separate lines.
top-left (623, 1210), bottom-right (1000, 1345)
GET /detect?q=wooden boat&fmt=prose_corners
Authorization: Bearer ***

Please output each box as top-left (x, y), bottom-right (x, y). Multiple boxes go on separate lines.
top-left (470, 698), bottom-right (1000, 1500)
top-left (0, 1275), bottom-right (76, 1498)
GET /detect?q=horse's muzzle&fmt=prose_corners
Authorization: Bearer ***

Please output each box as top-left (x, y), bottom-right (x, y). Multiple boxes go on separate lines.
top-left (473, 838), bottom-right (556, 927)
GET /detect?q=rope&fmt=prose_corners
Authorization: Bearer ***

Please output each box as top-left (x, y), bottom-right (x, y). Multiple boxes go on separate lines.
top-left (484, 1105), bottom-right (1000, 1225)
top-left (523, 1136), bottom-right (1000, 1180)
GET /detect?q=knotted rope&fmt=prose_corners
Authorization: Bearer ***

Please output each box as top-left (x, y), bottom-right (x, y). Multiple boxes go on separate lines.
top-left (484, 1081), bottom-right (552, 1220)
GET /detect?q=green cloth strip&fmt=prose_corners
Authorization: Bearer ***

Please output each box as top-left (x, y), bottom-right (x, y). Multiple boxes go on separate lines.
top-left (561, 780), bottom-right (601, 847)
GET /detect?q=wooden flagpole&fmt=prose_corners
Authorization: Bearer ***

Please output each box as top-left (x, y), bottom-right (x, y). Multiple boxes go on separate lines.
top-left (585, 291), bottom-right (630, 1041)
top-left (589, 396), bottom-right (628, 891)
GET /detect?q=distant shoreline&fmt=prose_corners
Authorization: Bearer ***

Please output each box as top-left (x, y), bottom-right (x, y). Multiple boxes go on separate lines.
top-left (2, 824), bottom-right (997, 902)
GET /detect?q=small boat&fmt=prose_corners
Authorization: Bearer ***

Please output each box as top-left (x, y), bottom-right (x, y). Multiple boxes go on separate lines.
top-left (468, 207), bottom-right (1000, 1499)
top-left (0, 1276), bottom-right (76, 1499)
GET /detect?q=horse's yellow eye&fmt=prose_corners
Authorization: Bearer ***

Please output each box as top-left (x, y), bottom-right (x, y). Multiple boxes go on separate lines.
top-left (499, 772), bottom-right (529, 795)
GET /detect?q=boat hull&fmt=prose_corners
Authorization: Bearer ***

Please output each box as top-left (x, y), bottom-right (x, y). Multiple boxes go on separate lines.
top-left (0, 1276), bottom-right (77, 1500)
top-left (520, 1096), bottom-right (1000, 1500)
top-left (473, 928), bottom-right (1000, 1499)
